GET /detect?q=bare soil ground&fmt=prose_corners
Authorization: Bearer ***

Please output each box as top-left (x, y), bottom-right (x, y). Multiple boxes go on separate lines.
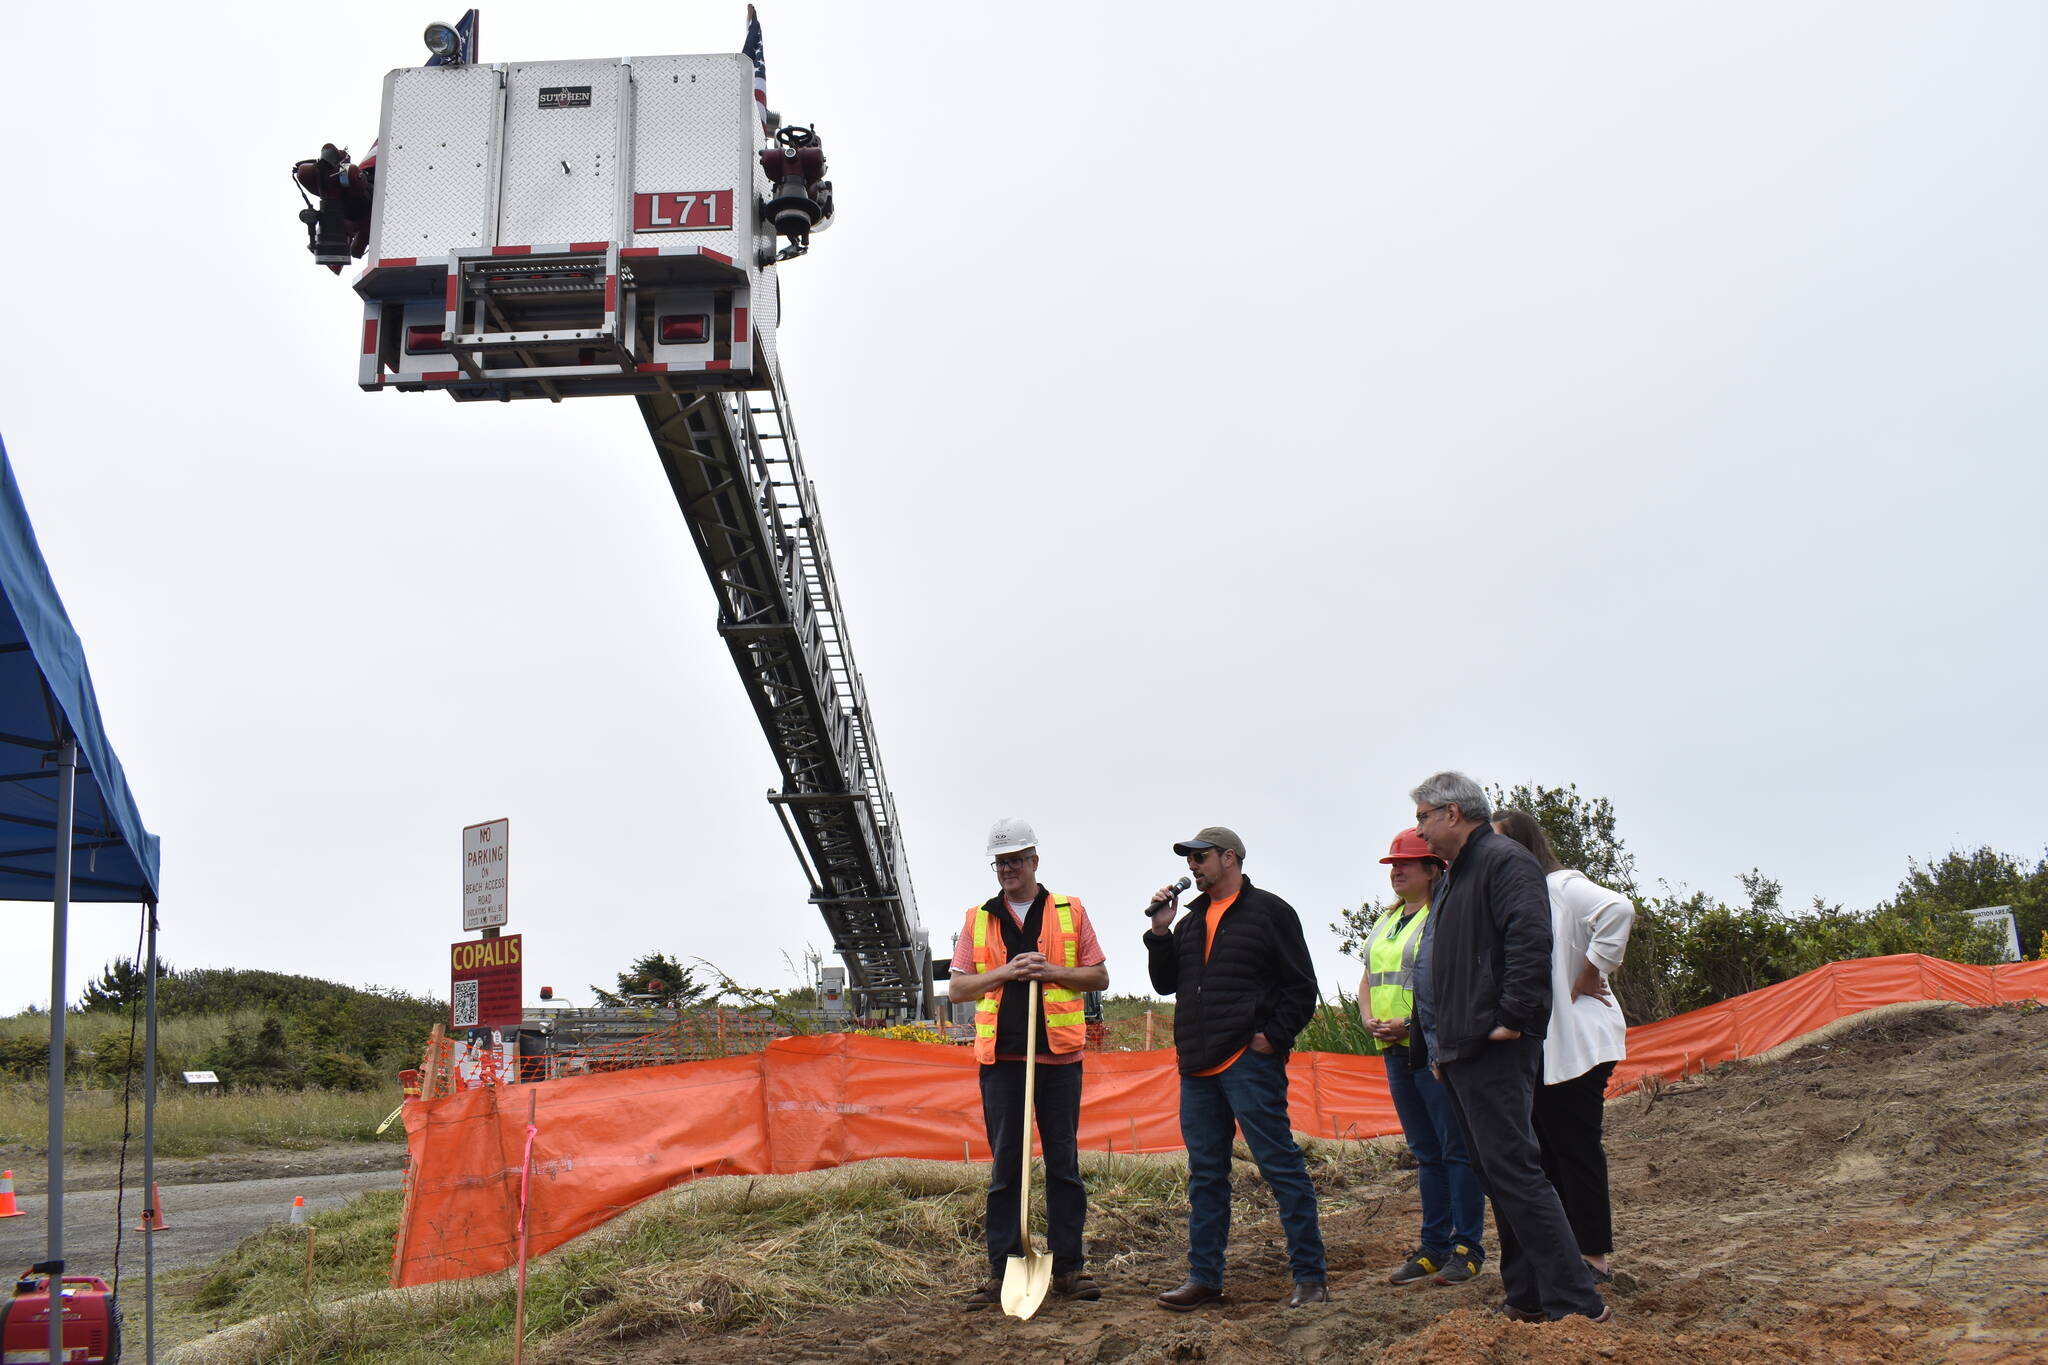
top-left (553, 1004), bottom-right (2048, 1364)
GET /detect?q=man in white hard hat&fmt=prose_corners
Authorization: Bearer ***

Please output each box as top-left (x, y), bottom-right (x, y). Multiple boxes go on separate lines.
top-left (948, 817), bottom-right (1110, 1308)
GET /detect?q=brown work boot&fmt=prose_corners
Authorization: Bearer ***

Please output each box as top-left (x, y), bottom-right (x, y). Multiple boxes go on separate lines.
top-left (1156, 1279), bottom-right (1224, 1312)
top-left (1054, 1272), bottom-right (1102, 1301)
top-left (962, 1278), bottom-right (1002, 1310)
top-left (1490, 1300), bottom-right (1544, 1323)
top-left (1287, 1280), bottom-right (1330, 1307)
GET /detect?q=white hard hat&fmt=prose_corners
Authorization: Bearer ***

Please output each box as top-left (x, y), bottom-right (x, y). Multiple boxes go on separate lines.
top-left (986, 818), bottom-right (1038, 857)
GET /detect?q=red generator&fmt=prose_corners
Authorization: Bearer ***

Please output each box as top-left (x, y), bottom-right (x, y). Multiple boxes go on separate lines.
top-left (1, 1270), bottom-right (121, 1364)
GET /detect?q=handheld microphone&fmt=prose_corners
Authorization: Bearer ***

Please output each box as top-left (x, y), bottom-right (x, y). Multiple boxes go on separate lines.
top-left (1144, 876), bottom-right (1193, 918)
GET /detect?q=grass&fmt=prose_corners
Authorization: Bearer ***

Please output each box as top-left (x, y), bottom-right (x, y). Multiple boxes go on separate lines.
top-left (160, 1141), bottom-right (1403, 1364)
top-left (0, 1009), bottom-right (255, 1077)
top-left (0, 1083), bottom-right (406, 1159)
top-left (1292, 989), bottom-right (1377, 1055)
top-left (1099, 994), bottom-right (1172, 1025)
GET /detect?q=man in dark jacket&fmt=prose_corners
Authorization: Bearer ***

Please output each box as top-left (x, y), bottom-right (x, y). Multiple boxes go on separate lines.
top-left (1412, 772), bottom-right (1609, 1324)
top-left (1144, 825), bottom-right (1328, 1310)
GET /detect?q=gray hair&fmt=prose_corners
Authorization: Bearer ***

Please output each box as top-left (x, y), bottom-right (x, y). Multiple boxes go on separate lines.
top-left (1410, 771), bottom-right (1491, 824)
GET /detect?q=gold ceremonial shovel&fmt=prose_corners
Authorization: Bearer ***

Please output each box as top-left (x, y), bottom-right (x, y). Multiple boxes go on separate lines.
top-left (1000, 979), bottom-right (1054, 1319)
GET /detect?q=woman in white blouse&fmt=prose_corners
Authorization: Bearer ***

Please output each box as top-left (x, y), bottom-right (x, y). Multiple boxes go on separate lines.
top-left (1491, 808), bottom-right (1635, 1284)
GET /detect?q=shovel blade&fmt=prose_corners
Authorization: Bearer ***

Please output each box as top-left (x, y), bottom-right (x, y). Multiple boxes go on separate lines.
top-left (1000, 1249), bottom-right (1053, 1319)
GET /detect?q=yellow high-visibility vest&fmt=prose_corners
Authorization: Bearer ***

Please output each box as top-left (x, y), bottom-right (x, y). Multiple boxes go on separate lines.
top-left (1364, 904), bottom-right (1429, 1053)
top-left (965, 894), bottom-right (1086, 1063)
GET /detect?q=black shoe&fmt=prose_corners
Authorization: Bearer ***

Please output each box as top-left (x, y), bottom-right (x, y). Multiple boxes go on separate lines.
top-left (1431, 1242), bottom-right (1482, 1285)
top-left (1388, 1250), bottom-right (1439, 1285)
top-left (1490, 1300), bottom-right (1544, 1323)
top-left (1287, 1280), bottom-right (1330, 1308)
top-left (1157, 1280), bottom-right (1224, 1312)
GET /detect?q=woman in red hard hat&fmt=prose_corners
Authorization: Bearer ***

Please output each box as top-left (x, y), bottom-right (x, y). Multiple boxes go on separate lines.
top-left (1360, 828), bottom-right (1486, 1287)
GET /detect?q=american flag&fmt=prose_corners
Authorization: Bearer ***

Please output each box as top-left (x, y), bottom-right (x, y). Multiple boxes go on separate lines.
top-left (743, 5), bottom-right (769, 130)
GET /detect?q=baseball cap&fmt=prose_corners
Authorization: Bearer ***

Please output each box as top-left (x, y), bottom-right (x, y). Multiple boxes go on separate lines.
top-left (1171, 826), bottom-right (1245, 859)
top-left (986, 817), bottom-right (1038, 857)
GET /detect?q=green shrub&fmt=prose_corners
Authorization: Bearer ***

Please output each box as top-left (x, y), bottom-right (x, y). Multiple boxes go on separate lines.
top-left (302, 1050), bottom-right (380, 1092)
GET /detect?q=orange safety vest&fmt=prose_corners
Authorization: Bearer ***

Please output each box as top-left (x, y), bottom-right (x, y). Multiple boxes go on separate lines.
top-left (965, 894), bottom-right (1087, 1063)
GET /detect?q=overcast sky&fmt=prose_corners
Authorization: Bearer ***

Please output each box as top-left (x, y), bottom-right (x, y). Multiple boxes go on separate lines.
top-left (3, 1), bottom-right (2042, 1018)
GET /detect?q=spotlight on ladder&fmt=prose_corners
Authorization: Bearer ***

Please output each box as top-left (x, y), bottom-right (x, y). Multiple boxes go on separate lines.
top-left (423, 21), bottom-right (463, 61)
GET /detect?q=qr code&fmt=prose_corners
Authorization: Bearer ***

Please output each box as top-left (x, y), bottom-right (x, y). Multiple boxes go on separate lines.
top-left (452, 979), bottom-right (480, 1028)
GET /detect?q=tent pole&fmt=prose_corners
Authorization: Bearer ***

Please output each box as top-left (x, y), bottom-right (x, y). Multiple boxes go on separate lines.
top-left (143, 902), bottom-right (158, 1364)
top-left (46, 737), bottom-right (76, 1365)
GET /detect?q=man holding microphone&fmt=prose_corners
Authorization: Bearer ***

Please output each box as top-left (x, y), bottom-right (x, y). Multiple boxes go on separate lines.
top-left (1144, 825), bottom-right (1328, 1310)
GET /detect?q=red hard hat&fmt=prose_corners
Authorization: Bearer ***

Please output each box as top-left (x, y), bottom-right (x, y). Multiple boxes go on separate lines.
top-left (1379, 829), bottom-right (1444, 865)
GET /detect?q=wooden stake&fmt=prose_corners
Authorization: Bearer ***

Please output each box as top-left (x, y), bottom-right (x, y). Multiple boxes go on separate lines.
top-left (1143, 1009), bottom-right (1154, 1051)
top-left (303, 1225), bottom-right (316, 1296)
top-left (512, 1089), bottom-right (539, 1365)
top-left (424, 1024), bottom-right (448, 1100)
top-left (1128, 1116), bottom-right (1138, 1154)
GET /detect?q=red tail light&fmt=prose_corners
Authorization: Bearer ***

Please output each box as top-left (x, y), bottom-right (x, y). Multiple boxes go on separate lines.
top-left (406, 324), bottom-right (449, 353)
top-left (659, 314), bottom-right (710, 345)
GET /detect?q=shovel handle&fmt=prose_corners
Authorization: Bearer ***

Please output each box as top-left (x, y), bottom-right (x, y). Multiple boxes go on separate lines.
top-left (1018, 979), bottom-right (1039, 1256)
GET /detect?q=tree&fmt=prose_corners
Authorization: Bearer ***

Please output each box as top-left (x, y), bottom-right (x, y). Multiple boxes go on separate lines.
top-left (590, 952), bottom-right (709, 1009)
top-left (1883, 846), bottom-right (2047, 961)
top-left (78, 957), bottom-right (172, 1013)
top-left (1489, 782), bottom-right (1638, 898)
top-left (1335, 781), bottom-right (1640, 962)
top-left (1330, 897), bottom-right (1392, 962)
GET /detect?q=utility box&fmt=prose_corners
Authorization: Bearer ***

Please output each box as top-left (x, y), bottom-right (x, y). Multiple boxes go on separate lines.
top-left (820, 966), bottom-right (848, 1016)
top-left (352, 53), bottom-right (784, 401)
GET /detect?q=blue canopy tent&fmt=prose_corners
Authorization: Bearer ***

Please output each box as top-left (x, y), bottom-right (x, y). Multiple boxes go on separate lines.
top-left (0, 437), bottom-right (162, 1363)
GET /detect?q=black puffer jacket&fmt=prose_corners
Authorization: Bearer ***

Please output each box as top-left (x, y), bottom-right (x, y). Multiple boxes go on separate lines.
top-left (1144, 877), bottom-right (1317, 1075)
top-left (1425, 822), bottom-right (1553, 1065)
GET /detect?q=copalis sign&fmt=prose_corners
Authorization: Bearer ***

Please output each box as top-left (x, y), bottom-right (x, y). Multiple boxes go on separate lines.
top-left (450, 933), bottom-right (523, 1030)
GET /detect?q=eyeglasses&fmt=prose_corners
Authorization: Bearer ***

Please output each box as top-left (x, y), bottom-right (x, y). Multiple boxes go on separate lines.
top-left (1185, 848), bottom-right (1218, 863)
top-left (1413, 804), bottom-right (1447, 827)
top-left (991, 854), bottom-right (1035, 870)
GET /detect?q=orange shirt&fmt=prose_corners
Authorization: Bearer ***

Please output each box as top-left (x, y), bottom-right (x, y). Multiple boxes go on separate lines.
top-left (1189, 891), bottom-right (1247, 1077)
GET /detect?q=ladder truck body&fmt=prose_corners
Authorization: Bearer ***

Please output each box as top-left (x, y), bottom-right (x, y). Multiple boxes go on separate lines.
top-left (297, 34), bottom-right (931, 1016)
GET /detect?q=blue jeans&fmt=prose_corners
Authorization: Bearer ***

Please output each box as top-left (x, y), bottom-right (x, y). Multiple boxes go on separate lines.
top-left (1384, 1050), bottom-right (1485, 1261)
top-left (1179, 1047), bottom-right (1326, 1286)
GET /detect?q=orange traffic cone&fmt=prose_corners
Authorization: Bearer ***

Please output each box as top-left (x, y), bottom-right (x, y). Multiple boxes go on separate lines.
top-left (289, 1195), bottom-right (307, 1224)
top-left (135, 1182), bottom-right (168, 1231)
top-left (0, 1170), bottom-right (22, 1218)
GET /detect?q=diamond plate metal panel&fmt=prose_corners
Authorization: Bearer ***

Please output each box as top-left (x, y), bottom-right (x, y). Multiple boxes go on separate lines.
top-left (498, 61), bottom-right (627, 247)
top-left (754, 266), bottom-right (780, 379)
top-left (627, 55), bottom-right (755, 262)
top-left (372, 64), bottom-right (505, 260)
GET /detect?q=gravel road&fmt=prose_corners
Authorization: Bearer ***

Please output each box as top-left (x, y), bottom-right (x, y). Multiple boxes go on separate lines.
top-left (0, 1167), bottom-right (402, 1278)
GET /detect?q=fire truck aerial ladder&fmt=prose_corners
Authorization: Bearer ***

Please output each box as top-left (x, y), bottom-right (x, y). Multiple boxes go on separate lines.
top-left (294, 17), bottom-right (933, 1017)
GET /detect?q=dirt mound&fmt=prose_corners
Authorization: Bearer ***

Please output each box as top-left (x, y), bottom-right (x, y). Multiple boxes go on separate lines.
top-left (557, 1004), bottom-right (2048, 1364)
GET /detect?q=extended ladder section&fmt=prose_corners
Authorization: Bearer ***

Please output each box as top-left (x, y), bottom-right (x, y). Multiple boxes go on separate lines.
top-left (322, 47), bottom-right (923, 1010)
top-left (638, 382), bottom-right (929, 1017)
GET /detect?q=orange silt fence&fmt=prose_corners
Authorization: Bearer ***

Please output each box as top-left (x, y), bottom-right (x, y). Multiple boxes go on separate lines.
top-left (390, 953), bottom-right (2048, 1288)
top-left (1607, 953), bottom-right (2048, 1095)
